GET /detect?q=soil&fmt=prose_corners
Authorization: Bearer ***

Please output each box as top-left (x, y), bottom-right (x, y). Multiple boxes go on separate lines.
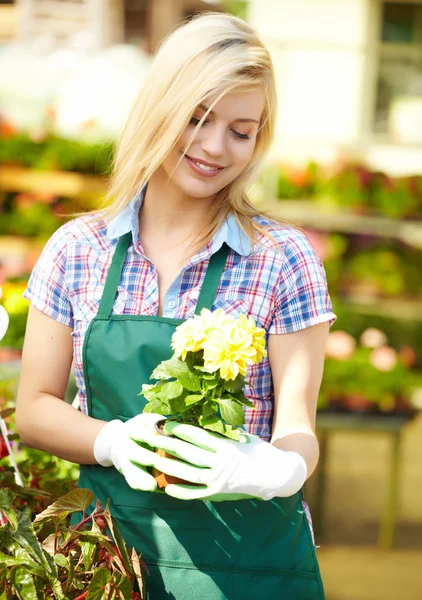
top-left (152, 420), bottom-right (192, 489)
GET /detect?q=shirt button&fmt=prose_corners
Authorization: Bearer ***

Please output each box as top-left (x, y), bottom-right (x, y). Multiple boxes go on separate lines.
top-left (167, 300), bottom-right (176, 309)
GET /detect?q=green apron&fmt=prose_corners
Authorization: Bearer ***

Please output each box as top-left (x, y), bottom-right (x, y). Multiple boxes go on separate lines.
top-left (78, 232), bottom-right (325, 599)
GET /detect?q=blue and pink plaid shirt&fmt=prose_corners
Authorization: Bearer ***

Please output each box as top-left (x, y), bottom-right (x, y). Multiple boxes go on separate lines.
top-left (24, 191), bottom-right (337, 441)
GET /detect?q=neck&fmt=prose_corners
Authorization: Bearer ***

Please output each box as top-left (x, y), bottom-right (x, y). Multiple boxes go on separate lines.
top-left (139, 169), bottom-right (216, 247)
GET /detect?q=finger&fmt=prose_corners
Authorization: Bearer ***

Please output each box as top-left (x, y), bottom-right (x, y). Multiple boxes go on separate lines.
top-left (123, 463), bottom-right (158, 492)
top-left (152, 453), bottom-right (212, 485)
top-left (125, 439), bottom-right (158, 466)
top-left (164, 422), bottom-right (225, 452)
top-left (151, 435), bottom-right (215, 468)
top-left (165, 483), bottom-right (212, 501)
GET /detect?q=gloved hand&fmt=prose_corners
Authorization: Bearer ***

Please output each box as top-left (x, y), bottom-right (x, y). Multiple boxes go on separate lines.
top-left (93, 413), bottom-right (196, 492)
top-left (151, 422), bottom-right (307, 502)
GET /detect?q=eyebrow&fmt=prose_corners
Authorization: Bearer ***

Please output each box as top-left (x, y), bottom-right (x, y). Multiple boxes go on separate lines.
top-left (198, 103), bottom-right (259, 124)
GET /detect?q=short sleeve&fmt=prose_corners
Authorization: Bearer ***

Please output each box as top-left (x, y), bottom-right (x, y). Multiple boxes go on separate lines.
top-left (268, 230), bottom-right (337, 334)
top-left (23, 224), bottom-right (74, 327)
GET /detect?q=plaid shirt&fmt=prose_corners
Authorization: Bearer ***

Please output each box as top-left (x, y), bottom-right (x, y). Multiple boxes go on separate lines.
top-left (23, 192), bottom-right (336, 440)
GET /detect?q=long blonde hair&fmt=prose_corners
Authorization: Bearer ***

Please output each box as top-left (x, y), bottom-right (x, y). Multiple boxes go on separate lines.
top-left (95, 12), bottom-right (290, 254)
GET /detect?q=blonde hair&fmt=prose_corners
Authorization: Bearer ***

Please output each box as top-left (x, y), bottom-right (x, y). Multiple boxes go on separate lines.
top-left (93, 12), bottom-right (292, 255)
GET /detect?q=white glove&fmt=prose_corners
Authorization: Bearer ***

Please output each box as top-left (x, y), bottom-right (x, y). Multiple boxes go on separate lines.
top-left (93, 413), bottom-right (183, 492)
top-left (151, 422), bottom-right (308, 502)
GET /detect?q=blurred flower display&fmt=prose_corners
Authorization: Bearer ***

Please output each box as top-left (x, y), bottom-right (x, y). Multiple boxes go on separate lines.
top-left (319, 329), bottom-right (422, 416)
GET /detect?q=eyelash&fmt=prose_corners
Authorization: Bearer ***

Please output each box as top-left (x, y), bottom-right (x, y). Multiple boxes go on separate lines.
top-left (189, 117), bottom-right (250, 140)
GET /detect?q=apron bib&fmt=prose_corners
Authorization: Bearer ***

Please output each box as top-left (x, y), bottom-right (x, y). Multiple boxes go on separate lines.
top-left (78, 232), bottom-right (325, 599)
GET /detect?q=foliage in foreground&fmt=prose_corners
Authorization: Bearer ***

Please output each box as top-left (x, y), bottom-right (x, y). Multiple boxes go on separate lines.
top-left (0, 488), bottom-right (145, 599)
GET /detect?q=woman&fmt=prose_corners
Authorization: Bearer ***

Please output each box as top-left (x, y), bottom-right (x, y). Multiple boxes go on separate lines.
top-left (17, 12), bottom-right (336, 600)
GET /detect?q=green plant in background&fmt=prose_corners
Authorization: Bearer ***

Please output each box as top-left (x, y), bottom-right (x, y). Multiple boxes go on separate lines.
top-left (371, 173), bottom-right (422, 218)
top-left (0, 488), bottom-right (146, 599)
top-left (0, 130), bottom-right (114, 175)
top-left (319, 327), bottom-right (422, 414)
top-left (344, 245), bottom-right (422, 298)
top-left (271, 160), bottom-right (422, 217)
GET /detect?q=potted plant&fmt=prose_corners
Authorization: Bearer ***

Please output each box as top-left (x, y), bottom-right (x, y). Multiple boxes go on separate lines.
top-left (140, 308), bottom-right (266, 487)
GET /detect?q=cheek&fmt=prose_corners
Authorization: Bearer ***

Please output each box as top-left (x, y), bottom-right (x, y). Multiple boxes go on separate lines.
top-left (231, 141), bottom-right (256, 168)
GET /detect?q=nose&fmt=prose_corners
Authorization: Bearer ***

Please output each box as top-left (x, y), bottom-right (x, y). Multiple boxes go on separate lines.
top-left (200, 124), bottom-right (225, 158)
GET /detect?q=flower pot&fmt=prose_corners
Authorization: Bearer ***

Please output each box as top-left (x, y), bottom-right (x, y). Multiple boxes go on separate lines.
top-left (152, 419), bottom-right (193, 490)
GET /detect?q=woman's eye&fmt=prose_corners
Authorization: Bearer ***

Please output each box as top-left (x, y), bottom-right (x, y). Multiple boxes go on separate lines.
top-left (190, 117), bottom-right (202, 126)
top-left (232, 130), bottom-right (250, 140)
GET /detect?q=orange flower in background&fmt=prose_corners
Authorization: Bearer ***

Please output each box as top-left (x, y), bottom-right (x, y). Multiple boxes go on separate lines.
top-left (0, 119), bottom-right (16, 137)
top-left (370, 346), bottom-right (398, 372)
top-left (398, 345), bottom-right (417, 368)
top-left (325, 330), bottom-right (356, 361)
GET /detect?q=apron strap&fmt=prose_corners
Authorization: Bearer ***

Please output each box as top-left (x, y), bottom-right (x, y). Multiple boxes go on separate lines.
top-left (97, 232), bottom-right (131, 319)
top-left (194, 243), bottom-right (230, 314)
top-left (97, 234), bottom-right (229, 319)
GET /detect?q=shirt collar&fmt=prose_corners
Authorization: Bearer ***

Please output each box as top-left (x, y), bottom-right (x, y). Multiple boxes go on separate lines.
top-left (106, 189), bottom-right (252, 257)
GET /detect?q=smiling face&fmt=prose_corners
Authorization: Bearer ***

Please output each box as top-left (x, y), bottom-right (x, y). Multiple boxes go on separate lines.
top-left (160, 88), bottom-right (265, 201)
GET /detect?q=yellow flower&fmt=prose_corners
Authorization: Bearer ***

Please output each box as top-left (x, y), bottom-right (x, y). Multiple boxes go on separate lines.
top-left (171, 316), bottom-right (206, 360)
top-left (171, 308), bottom-right (235, 360)
top-left (238, 314), bottom-right (267, 363)
top-left (203, 320), bottom-right (256, 381)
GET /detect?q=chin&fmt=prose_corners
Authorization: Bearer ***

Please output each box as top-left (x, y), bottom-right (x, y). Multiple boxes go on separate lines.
top-left (176, 174), bottom-right (226, 199)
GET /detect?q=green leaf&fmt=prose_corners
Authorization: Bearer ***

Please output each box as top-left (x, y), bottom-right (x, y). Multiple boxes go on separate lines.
top-left (139, 382), bottom-right (163, 401)
top-left (199, 415), bottom-right (225, 435)
top-left (34, 489), bottom-right (94, 523)
top-left (216, 398), bottom-right (245, 426)
top-left (0, 550), bottom-right (43, 576)
top-left (177, 369), bottom-right (201, 393)
top-left (79, 540), bottom-right (96, 571)
top-left (86, 568), bottom-right (111, 600)
top-left (0, 488), bottom-right (18, 532)
top-left (201, 402), bottom-right (217, 420)
top-left (142, 397), bottom-right (169, 415)
top-left (152, 356), bottom-right (201, 392)
top-left (150, 355), bottom-right (182, 380)
top-left (9, 512), bottom-right (53, 574)
top-left (53, 553), bottom-right (69, 570)
top-left (229, 392), bottom-right (255, 408)
top-left (223, 375), bottom-right (245, 393)
top-left (184, 394), bottom-right (204, 406)
top-left (10, 566), bottom-right (38, 600)
top-left (49, 576), bottom-right (66, 600)
top-left (159, 381), bottom-right (184, 403)
top-left (112, 572), bottom-right (132, 599)
top-left (220, 424), bottom-right (241, 441)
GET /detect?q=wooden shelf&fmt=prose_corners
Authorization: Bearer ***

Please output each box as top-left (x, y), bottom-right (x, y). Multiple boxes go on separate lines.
top-left (0, 166), bottom-right (107, 202)
top-left (341, 293), bottom-right (422, 322)
top-left (258, 199), bottom-right (422, 249)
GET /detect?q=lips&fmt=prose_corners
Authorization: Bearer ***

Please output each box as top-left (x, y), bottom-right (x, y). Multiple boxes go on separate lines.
top-left (186, 156), bottom-right (225, 169)
top-left (185, 155), bottom-right (226, 177)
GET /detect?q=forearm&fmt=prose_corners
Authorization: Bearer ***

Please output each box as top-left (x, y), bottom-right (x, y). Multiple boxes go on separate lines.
top-left (16, 393), bottom-right (106, 464)
top-left (271, 431), bottom-right (319, 479)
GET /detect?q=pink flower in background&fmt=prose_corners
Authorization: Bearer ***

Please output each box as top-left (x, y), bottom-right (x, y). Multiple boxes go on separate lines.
top-left (360, 327), bottom-right (388, 349)
top-left (370, 346), bottom-right (398, 372)
top-left (305, 229), bottom-right (328, 262)
top-left (325, 331), bottom-right (356, 361)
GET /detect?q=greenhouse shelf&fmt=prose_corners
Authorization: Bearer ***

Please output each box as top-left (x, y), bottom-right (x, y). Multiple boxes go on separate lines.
top-left (342, 294), bottom-right (422, 322)
top-left (0, 166), bottom-right (107, 201)
top-left (259, 199), bottom-right (422, 250)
